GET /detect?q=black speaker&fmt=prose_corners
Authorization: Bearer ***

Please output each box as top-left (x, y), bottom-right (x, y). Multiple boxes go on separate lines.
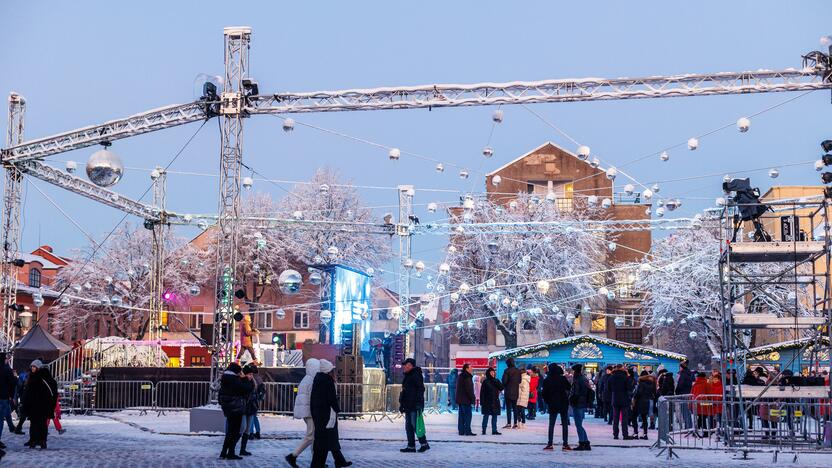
top-left (200, 323), bottom-right (214, 346)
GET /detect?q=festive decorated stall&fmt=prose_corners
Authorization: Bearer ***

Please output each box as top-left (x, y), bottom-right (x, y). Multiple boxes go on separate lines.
top-left (731, 337), bottom-right (831, 375)
top-left (490, 334), bottom-right (686, 377)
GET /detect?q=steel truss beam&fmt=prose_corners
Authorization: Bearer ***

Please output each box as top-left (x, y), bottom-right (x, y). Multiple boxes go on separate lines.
top-left (18, 160), bottom-right (160, 220)
top-left (3, 67), bottom-right (830, 164)
top-left (1, 93), bottom-right (25, 351)
top-left (248, 69), bottom-right (831, 114)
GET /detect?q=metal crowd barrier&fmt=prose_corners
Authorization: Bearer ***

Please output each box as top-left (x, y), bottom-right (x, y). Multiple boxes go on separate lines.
top-left (656, 394), bottom-right (832, 460)
top-left (60, 380), bottom-right (450, 420)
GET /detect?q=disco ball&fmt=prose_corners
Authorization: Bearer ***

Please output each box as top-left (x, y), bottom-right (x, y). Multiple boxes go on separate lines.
top-left (492, 109), bottom-right (504, 123)
top-left (390, 306), bottom-right (403, 319)
top-left (320, 310), bottom-right (332, 323)
top-left (72, 284), bottom-right (82, 293)
top-left (458, 283), bottom-right (470, 294)
top-left (536, 280), bottom-right (550, 294)
top-left (660, 151), bottom-right (669, 162)
top-left (450, 292), bottom-right (460, 303)
top-left (624, 184), bottom-right (634, 195)
top-left (492, 175), bottom-right (502, 187)
top-left (688, 331), bottom-right (698, 339)
top-left (768, 168), bottom-right (780, 178)
top-left (366, 267), bottom-right (375, 277)
top-left (439, 263), bottom-right (450, 274)
top-left (111, 295), bottom-right (122, 306)
top-left (482, 147), bottom-right (494, 158)
top-left (277, 269), bottom-right (303, 295)
top-left (275, 308), bottom-right (286, 319)
top-left (427, 202), bottom-right (438, 213)
top-left (189, 285), bottom-right (201, 296)
top-left (435, 163), bottom-right (444, 173)
top-left (577, 145), bottom-right (590, 160)
top-left (86, 148), bottom-right (124, 187)
top-left (614, 316), bottom-right (625, 327)
top-left (309, 270), bottom-right (323, 286)
top-left (32, 293), bottom-right (44, 308)
top-left (59, 296), bottom-right (70, 307)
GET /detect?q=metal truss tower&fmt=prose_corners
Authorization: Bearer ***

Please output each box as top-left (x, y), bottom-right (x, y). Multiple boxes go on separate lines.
top-left (1, 93), bottom-right (25, 350)
top-left (397, 185), bottom-right (414, 355)
top-left (717, 197), bottom-right (832, 447)
top-left (209, 27), bottom-right (251, 397)
top-left (148, 166), bottom-right (167, 346)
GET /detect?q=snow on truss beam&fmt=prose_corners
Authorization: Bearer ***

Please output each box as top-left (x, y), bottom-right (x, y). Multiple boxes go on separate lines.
top-left (1, 102), bottom-right (208, 164)
top-left (414, 217), bottom-right (699, 234)
top-left (169, 215), bottom-right (396, 235)
top-left (248, 68), bottom-right (831, 114)
top-left (18, 160), bottom-right (160, 221)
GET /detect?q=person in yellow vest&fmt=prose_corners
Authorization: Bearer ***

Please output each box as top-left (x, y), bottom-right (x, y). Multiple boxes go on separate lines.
top-left (236, 314), bottom-right (260, 365)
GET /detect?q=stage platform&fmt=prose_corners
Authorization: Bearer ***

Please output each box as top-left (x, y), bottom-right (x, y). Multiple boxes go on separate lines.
top-left (97, 366), bottom-right (305, 384)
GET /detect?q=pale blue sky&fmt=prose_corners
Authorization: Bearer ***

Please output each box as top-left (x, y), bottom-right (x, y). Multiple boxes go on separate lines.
top-left (1, 1), bottom-right (830, 290)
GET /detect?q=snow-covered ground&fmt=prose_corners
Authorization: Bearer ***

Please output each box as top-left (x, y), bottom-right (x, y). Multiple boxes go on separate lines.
top-left (1, 411), bottom-right (829, 467)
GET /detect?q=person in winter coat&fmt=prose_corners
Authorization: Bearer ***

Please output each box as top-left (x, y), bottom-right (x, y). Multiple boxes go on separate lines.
top-left (22, 360), bottom-right (57, 450)
top-left (0, 353), bottom-right (16, 447)
top-left (601, 366), bottom-right (614, 425)
top-left (516, 372), bottom-right (531, 427)
top-left (218, 362), bottom-right (253, 460)
top-left (501, 358), bottom-right (523, 429)
top-left (568, 364), bottom-right (592, 451)
top-left (541, 363), bottom-right (571, 451)
top-left (399, 358), bottom-right (430, 453)
top-left (447, 369), bottom-right (458, 410)
top-left (13, 369), bottom-right (28, 434)
top-left (247, 367), bottom-right (265, 440)
top-left (632, 371), bottom-right (656, 439)
top-left (690, 372), bottom-right (715, 436)
top-left (472, 372), bottom-right (482, 412)
top-left (595, 368), bottom-right (608, 421)
top-left (537, 366), bottom-right (548, 415)
top-left (286, 359), bottom-right (320, 468)
top-left (527, 366), bottom-right (539, 421)
top-left (455, 364), bottom-right (476, 436)
top-left (310, 360), bottom-right (352, 468)
top-left (237, 364), bottom-right (259, 456)
top-left (479, 367), bottom-right (503, 435)
top-left (626, 367), bottom-right (639, 435)
top-left (608, 364), bottom-right (635, 440)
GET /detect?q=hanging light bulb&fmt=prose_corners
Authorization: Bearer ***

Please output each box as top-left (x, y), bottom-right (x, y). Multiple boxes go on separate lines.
top-left (605, 167), bottom-right (618, 180)
top-left (435, 163), bottom-right (444, 173)
top-left (624, 184), bottom-right (634, 195)
top-left (601, 198), bottom-right (612, 209)
top-left (590, 157), bottom-right (600, 168)
top-left (389, 148), bottom-right (401, 160)
top-left (576, 145), bottom-right (590, 161)
top-left (687, 138), bottom-right (699, 150)
top-left (282, 118), bottom-right (295, 132)
top-left (736, 117), bottom-right (750, 133)
top-left (492, 109), bottom-right (504, 123)
top-left (59, 296), bottom-right (71, 307)
top-left (66, 160), bottom-right (77, 174)
top-left (768, 168), bottom-right (780, 178)
top-left (459, 169), bottom-right (469, 179)
top-left (491, 175), bottom-right (502, 187)
top-left (660, 151), bottom-right (669, 162)
top-left (482, 147), bottom-right (494, 158)
top-left (458, 283), bottom-right (470, 294)
top-left (242, 176), bottom-right (253, 189)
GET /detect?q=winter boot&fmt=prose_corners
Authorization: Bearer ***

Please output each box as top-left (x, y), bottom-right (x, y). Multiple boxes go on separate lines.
top-left (574, 441), bottom-right (587, 451)
top-left (239, 434), bottom-right (252, 456)
top-left (583, 441), bottom-right (591, 451)
top-left (562, 444), bottom-right (572, 451)
top-left (640, 433), bottom-right (648, 440)
top-left (254, 431), bottom-right (261, 439)
top-left (285, 453), bottom-right (299, 468)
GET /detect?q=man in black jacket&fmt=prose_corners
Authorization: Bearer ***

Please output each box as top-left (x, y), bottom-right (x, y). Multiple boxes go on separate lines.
top-left (455, 364), bottom-right (476, 436)
top-left (675, 360), bottom-right (694, 429)
top-left (602, 366), bottom-right (614, 425)
top-left (541, 364), bottom-right (571, 451)
top-left (399, 359), bottom-right (430, 453)
top-left (608, 364), bottom-right (635, 440)
top-left (22, 360), bottom-right (57, 450)
top-left (500, 358), bottom-right (522, 429)
top-left (0, 354), bottom-right (15, 451)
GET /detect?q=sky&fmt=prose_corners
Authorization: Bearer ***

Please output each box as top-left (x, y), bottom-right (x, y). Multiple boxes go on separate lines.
top-left (1, 1), bottom-right (831, 293)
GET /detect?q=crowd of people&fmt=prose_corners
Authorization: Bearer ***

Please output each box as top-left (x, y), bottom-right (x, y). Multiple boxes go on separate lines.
top-left (448, 358), bottom-right (717, 451)
top-left (0, 353), bottom-right (62, 460)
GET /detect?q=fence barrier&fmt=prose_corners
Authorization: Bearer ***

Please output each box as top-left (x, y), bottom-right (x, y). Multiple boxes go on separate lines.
top-left (656, 394), bottom-right (832, 459)
top-left (61, 379), bottom-right (451, 419)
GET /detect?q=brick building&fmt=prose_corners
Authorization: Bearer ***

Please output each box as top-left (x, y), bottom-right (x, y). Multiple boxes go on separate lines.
top-left (448, 142), bottom-right (653, 367)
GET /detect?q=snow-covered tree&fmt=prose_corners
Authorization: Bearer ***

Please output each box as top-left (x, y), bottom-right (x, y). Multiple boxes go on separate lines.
top-left (635, 223), bottom-right (813, 358)
top-left (444, 193), bottom-right (609, 349)
top-left (51, 223), bottom-right (210, 339)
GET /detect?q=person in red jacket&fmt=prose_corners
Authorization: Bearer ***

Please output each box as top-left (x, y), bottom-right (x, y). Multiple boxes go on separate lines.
top-left (690, 372), bottom-right (716, 437)
top-left (527, 366), bottom-right (540, 421)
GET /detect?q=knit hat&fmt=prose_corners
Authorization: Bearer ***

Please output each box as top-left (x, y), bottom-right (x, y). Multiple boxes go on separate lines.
top-left (30, 359), bottom-right (44, 369)
top-left (319, 359), bottom-right (334, 374)
top-left (227, 362), bottom-right (242, 374)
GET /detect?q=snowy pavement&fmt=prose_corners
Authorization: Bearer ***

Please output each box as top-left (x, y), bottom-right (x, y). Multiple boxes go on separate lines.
top-left (0, 411), bottom-right (829, 467)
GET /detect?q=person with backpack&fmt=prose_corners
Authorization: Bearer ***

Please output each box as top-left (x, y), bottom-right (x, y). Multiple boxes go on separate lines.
top-left (568, 364), bottom-right (593, 451)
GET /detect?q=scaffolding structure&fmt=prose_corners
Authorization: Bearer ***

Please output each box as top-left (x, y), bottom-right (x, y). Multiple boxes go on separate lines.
top-left (718, 196), bottom-right (832, 448)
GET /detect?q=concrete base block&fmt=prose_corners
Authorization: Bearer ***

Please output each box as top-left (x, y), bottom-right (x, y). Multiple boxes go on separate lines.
top-left (189, 405), bottom-right (226, 433)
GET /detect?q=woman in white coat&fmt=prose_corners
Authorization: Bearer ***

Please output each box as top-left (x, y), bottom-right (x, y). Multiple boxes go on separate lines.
top-left (285, 358), bottom-right (320, 468)
top-left (516, 372), bottom-right (531, 428)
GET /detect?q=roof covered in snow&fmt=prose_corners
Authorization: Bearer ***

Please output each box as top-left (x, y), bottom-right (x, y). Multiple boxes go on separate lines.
top-left (488, 334), bottom-right (686, 361)
top-left (485, 141), bottom-right (608, 177)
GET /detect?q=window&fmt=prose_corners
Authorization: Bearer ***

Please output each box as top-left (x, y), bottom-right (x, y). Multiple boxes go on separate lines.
top-left (190, 355), bottom-right (206, 366)
top-left (590, 313), bottom-right (607, 332)
top-left (160, 311), bottom-right (169, 327)
top-left (257, 310), bottom-right (273, 329)
top-left (188, 306), bottom-right (204, 329)
top-left (616, 328), bottom-right (643, 345)
top-left (28, 268), bottom-right (41, 288)
top-left (527, 181), bottom-right (573, 210)
top-left (293, 310), bottom-right (309, 329)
